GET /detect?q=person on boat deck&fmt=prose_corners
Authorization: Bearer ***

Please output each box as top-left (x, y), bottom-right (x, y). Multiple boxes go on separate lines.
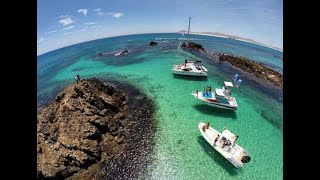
top-left (202, 122), bottom-right (210, 131)
top-left (209, 85), bottom-right (212, 92)
top-left (196, 90), bottom-right (198, 97)
top-left (214, 134), bottom-right (220, 144)
top-left (222, 140), bottom-right (231, 148)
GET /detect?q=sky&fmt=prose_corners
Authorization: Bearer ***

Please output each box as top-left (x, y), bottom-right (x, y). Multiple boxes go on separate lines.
top-left (37, 0), bottom-right (283, 56)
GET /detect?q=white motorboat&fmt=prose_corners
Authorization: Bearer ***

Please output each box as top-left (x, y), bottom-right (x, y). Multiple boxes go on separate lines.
top-left (191, 81), bottom-right (238, 110)
top-left (198, 122), bottom-right (251, 168)
top-left (172, 17), bottom-right (208, 77)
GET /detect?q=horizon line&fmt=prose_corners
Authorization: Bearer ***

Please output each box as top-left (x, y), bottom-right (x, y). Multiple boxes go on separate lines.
top-left (37, 31), bottom-right (283, 56)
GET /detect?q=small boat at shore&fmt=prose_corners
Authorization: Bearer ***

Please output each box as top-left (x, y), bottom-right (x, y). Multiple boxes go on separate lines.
top-left (198, 122), bottom-right (251, 168)
top-left (114, 49), bottom-right (129, 57)
top-left (191, 81), bottom-right (238, 110)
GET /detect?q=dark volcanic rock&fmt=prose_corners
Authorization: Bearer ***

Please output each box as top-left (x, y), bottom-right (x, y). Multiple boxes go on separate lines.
top-left (37, 78), bottom-right (155, 179)
top-left (219, 54), bottom-right (283, 87)
top-left (149, 41), bottom-right (158, 46)
top-left (181, 42), bottom-right (205, 52)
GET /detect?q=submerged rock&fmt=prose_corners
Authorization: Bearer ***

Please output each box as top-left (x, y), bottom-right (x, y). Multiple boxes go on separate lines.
top-left (181, 42), bottom-right (205, 52)
top-left (149, 41), bottom-right (158, 46)
top-left (37, 78), bottom-right (154, 179)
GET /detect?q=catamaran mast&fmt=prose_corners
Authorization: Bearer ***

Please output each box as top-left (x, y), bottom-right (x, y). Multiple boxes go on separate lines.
top-left (185, 17), bottom-right (191, 61)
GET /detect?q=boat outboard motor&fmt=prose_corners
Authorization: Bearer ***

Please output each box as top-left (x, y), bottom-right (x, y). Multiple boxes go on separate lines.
top-left (241, 155), bottom-right (251, 163)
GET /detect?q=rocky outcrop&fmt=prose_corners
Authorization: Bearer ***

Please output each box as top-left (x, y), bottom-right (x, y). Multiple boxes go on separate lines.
top-left (149, 41), bottom-right (158, 46)
top-left (37, 78), bottom-right (155, 179)
top-left (219, 54), bottom-right (283, 87)
top-left (180, 41), bottom-right (283, 87)
top-left (181, 42), bottom-right (205, 52)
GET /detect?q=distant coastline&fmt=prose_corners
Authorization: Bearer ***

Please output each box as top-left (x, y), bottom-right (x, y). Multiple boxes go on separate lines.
top-left (179, 30), bottom-right (283, 53)
top-left (38, 32), bottom-right (283, 56)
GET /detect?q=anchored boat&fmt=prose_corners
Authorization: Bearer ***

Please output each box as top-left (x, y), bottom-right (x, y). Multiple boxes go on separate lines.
top-left (192, 81), bottom-right (238, 110)
top-left (198, 122), bottom-right (251, 168)
top-left (172, 60), bottom-right (208, 76)
top-left (172, 17), bottom-right (208, 77)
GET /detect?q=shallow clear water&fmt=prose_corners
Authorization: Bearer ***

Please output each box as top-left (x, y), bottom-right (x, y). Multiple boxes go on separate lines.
top-left (38, 33), bottom-right (283, 179)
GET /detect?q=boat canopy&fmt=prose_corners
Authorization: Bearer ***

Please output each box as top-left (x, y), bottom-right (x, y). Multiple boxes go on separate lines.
top-left (224, 81), bottom-right (234, 87)
top-left (215, 88), bottom-right (225, 97)
top-left (222, 129), bottom-right (237, 143)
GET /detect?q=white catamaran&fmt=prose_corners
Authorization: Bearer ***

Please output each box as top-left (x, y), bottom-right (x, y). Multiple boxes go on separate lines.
top-left (172, 17), bottom-right (208, 77)
top-left (192, 81), bottom-right (238, 110)
top-left (198, 122), bottom-right (251, 168)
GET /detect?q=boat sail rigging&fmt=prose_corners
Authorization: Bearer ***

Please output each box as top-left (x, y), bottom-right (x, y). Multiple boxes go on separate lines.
top-left (171, 17), bottom-right (208, 77)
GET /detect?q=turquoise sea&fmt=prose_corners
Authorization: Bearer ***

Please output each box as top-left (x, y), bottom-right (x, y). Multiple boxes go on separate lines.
top-left (37, 33), bottom-right (283, 179)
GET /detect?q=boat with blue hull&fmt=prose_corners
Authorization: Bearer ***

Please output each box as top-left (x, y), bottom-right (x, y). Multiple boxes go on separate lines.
top-left (192, 81), bottom-right (238, 110)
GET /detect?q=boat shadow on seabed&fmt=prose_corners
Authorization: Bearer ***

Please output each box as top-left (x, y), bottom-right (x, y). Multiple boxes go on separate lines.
top-left (172, 74), bottom-right (208, 81)
top-left (197, 136), bottom-right (241, 176)
top-left (192, 104), bottom-right (237, 119)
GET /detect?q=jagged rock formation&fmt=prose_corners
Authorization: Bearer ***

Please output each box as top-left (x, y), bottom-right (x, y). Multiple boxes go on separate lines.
top-left (219, 54), bottom-right (283, 87)
top-left (37, 78), bottom-right (154, 179)
top-left (180, 41), bottom-right (283, 87)
top-left (181, 42), bottom-right (205, 52)
top-left (149, 41), bottom-right (158, 46)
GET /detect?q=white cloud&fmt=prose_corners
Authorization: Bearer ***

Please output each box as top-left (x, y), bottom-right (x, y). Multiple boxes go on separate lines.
top-left (94, 8), bottom-right (104, 15)
top-left (93, 9), bottom-right (124, 18)
top-left (63, 25), bottom-right (75, 30)
top-left (64, 32), bottom-right (73, 35)
top-left (112, 13), bottom-right (124, 18)
top-left (59, 17), bottom-right (74, 26)
top-left (58, 15), bottom-right (69, 18)
top-left (88, 25), bottom-right (103, 29)
top-left (37, 38), bottom-right (45, 44)
top-left (84, 22), bottom-right (96, 25)
top-left (76, 28), bottom-right (87, 32)
top-left (92, 25), bottom-right (103, 28)
top-left (45, 30), bottom-right (58, 34)
top-left (78, 9), bottom-right (88, 16)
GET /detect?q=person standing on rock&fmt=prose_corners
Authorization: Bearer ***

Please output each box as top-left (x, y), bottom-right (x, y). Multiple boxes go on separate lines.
top-left (75, 75), bottom-right (79, 84)
top-left (77, 74), bottom-right (81, 82)
top-left (75, 74), bottom-right (81, 84)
